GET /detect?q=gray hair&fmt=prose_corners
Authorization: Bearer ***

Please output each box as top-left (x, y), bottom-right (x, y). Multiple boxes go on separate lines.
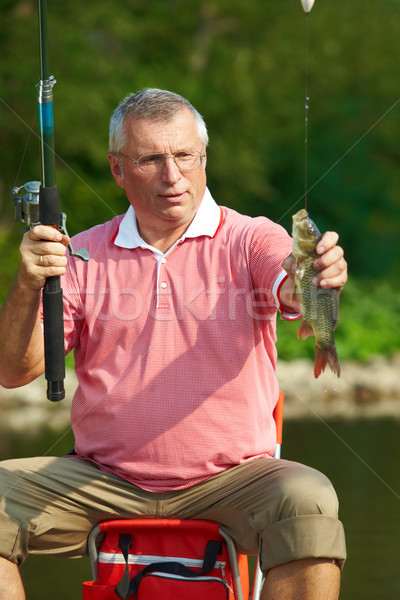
top-left (109, 88), bottom-right (209, 154)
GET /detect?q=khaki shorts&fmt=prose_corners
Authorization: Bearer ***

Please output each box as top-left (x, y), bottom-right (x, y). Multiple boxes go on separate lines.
top-left (0, 455), bottom-right (346, 572)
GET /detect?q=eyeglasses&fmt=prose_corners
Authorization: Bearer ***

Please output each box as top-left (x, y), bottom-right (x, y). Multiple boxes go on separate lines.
top-left (117, 149), bottom-right (206, 174)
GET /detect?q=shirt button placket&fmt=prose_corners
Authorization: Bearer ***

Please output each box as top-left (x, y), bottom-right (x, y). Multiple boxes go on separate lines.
top-left (157, 256), bottom-right (170, 310)
top-left (160, 257), bottom-right (167, 289)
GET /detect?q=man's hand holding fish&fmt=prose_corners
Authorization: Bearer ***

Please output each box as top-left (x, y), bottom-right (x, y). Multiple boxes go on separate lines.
top-left (280, 210), bottom-right (348, 378)
top-left (282, 231), bottom-right (347, 294)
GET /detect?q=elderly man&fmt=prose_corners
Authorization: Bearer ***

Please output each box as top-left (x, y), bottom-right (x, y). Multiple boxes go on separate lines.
top-left (0, 89), bottom-right (347, 599)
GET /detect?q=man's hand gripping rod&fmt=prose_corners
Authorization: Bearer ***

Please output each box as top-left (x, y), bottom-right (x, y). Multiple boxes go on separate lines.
top-left (12, 0), bottom-right (89, 401)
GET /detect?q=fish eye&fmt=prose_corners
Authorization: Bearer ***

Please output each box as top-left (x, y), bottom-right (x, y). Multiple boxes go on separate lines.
top-left (308, 226), bottom-right (315, 234)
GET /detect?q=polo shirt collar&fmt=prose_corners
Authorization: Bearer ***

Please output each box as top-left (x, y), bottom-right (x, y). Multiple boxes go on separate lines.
top-left (114, 187), bottom-right (221, 249)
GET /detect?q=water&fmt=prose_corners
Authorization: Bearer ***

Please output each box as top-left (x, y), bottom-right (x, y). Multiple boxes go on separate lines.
top-left (2, 418), bottom-right (400, 599)
top-left (284, 419), bottom-right (400, 599)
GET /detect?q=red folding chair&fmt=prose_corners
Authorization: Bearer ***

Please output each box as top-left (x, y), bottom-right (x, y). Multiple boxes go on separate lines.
top-left (83, 392), bottom-right (284, 600)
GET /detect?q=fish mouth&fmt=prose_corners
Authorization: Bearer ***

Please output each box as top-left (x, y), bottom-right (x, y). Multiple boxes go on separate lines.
top-left (292, 208), bottom-right (321, 246)
top-left (292, 208), bottom-right (308, 224)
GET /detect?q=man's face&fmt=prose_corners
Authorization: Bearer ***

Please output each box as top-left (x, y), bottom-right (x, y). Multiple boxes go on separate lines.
top-left (108, 109), bottom-right (207, 243)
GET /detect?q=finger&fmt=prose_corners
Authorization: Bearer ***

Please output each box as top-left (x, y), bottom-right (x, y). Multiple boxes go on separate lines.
top-left (17, 250), bottom-right (68, 292)
top-left (313, 245), bottom-right (344, 273)
top-left (313, 258), bottom-right (348, 289)
top-left (318, 272), bottom-right (348, 290)
top-left (29, 224), bottom-right (70, 246)
top-left (315, 231), bottom-right (339, 255)
top-left (37, 253), bottom-right (68, 269)
top-left (35, 239), bottom-right (69, 258)
top-left (19, 235), bottom-right (68, 290)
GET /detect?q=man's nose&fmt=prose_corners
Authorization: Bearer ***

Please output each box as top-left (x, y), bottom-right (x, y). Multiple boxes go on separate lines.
top-left (161, 156), bottom-right (182, 183)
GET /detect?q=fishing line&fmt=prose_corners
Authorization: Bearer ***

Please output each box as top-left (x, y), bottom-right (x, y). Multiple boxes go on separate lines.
top-left (0, 96), bottom-right (117, 218)
top-left (275, 372), bottom-right (400, 502)
top-left (301, 0), bottom-right (315, 211)
top-left (1, 340), bottom-right (160, 499)
top-left (13, 111), bottom-right (36, 188)
top-left (304, 12), bottom-right (310, 212)
top-left (247, 339), bottom-right (400, 503)
top-left (272, 95), bottom-right (400, 228)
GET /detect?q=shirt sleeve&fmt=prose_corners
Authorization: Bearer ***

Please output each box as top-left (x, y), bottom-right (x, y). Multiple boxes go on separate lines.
top-left (273, 271), bottom-right (302, 321)
top-left (246, 217), bottom-right (301, 320)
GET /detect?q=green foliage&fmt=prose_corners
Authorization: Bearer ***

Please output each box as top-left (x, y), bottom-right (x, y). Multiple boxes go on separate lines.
top-left (276, 279), bottom-right (400, 362)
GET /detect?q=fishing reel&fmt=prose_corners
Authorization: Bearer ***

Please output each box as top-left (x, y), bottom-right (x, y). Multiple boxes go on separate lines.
top-left (12, 181), bottom-right (89, 261)
top-left (13, 180), bottom-right (41, 227)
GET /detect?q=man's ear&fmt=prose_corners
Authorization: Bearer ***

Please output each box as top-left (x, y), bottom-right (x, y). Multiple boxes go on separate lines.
top-left (108, 153), bottom-right (125, 189)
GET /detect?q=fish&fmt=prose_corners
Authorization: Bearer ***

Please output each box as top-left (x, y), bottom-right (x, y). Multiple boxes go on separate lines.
top-left (291, 208), bottom-right (340, 378)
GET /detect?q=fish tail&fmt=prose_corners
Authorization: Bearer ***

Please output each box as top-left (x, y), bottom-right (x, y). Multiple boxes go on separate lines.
top-left (314, 342), bottom-right (341, 379)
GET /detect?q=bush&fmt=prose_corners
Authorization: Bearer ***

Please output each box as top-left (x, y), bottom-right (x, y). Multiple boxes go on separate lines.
top-left (276, 278), bottom-right (400, 362)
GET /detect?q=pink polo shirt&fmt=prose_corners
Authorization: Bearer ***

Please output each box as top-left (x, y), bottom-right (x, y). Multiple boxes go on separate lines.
top-left (63, 189), bottom-right (296, 491)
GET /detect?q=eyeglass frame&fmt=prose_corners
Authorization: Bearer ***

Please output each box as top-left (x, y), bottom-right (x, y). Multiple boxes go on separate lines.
top-left (116, 149), bottom-right (206, 173)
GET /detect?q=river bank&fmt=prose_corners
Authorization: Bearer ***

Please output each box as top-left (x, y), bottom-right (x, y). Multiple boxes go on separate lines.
top-left (1, 356), bottom-right (400, 432)
top-left (276, 354), bottom-right (400, 419)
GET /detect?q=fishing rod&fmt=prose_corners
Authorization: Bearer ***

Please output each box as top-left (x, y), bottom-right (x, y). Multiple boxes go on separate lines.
top-left (13, 0), bottom-right (89, 402)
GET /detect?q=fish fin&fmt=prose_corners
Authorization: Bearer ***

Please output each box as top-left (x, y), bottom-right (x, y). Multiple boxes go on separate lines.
top-left (297, 319), bottom-right (314, 340)
top-left (314, 343), bottom-right (341, 379)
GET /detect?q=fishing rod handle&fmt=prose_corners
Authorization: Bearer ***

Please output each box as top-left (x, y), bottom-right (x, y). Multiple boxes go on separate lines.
top-left (39, 184), bottom-right (65, 401)
top-left (42, 275), bottom-right (65, 402)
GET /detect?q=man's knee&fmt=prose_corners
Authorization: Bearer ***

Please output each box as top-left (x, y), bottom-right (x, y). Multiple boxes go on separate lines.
top-left (257, 460), bottom-right (346, 573)
top-left (274, 460), bottom-right (339, 521)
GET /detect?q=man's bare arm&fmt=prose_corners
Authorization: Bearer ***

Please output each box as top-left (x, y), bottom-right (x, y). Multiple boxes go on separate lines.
top-left (0, 225), bottom-right (69, 388)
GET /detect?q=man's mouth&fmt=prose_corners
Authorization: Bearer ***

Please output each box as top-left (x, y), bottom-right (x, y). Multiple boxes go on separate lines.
top-left (160, 192), bottom-right (187, 202)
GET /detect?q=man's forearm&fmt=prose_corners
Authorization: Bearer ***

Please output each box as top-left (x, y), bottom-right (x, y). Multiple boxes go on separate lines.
top-left (0, 275), bottom-right (45, 388)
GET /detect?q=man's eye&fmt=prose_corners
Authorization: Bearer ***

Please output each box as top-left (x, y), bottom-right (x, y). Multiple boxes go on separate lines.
top-left (141, 154), bottom-right (164, 164)
top-left (175, 151), bottom-right (195, 159)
